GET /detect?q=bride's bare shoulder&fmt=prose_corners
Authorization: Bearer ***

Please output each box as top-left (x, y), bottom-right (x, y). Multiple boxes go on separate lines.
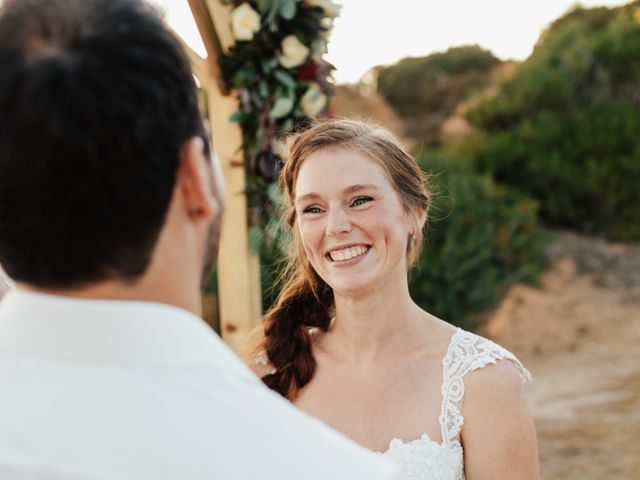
top-left (415, 311), bottom-right (459, 351)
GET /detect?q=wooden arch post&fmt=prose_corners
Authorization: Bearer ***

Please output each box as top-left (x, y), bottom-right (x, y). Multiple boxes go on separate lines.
top-left (186, 0), bottom-right (262, 357)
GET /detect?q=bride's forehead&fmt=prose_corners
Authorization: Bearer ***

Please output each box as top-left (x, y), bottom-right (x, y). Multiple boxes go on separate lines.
top-left (297, 148), bottom-right (389, 184)
top-left (303, 146), bottom-right (374, 164)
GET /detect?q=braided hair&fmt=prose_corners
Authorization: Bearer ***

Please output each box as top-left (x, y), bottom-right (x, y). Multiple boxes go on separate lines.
top-left (257, 119), bottom-right (430, 399)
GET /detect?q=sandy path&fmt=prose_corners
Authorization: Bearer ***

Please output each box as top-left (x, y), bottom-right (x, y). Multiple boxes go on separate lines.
top-left (482, 233), bottom-right (640, 479)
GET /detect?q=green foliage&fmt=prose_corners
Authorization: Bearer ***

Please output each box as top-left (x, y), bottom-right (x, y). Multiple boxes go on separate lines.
top-left (462, 2), bottom-right (640, 240)
top-left (376, 45), bottom-right (500, 143)
top-left (409, 151), bottom-right (549, 330)
top-left (250, 183), bottom-right (293, 312)
top-left (259, 225), bottom-right (290, 312)
top-left (218, 0), bottom-right (337, 234)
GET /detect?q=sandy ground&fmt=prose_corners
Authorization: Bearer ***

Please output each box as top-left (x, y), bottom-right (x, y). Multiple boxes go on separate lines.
top-left (482, 232), bottom-right (640, 480)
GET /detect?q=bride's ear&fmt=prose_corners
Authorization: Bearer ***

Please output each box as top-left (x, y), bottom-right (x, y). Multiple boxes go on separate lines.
top-left (410, 207), bottom-right (427, 235)
top-left (417, 207), bottom-right (427, 230)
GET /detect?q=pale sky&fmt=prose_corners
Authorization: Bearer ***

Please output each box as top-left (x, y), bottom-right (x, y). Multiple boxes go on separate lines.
top-left (156, 0), bottom-right (629, 83)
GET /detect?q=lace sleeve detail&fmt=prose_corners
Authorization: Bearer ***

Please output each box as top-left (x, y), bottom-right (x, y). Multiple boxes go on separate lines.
top-left (439, 329), bottom-right (531, 447)
top-left (469, 336), bottom-right (531, 382)
top-left (254, 349), bottom-right (268, 366)
top-left (252, 350), bottom-right (276, 375)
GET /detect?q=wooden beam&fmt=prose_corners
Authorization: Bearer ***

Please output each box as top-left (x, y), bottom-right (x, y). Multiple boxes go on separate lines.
top-left (203, 0), bottom-right (236, 53)
top-left (206, 85), bottom-right (262, 357)
top-left (187, 0), bottom-right (263, 356)
top-left (180, 41), bottom-right (210, 88)
top-left (186, 0), bottom-right (229, 94)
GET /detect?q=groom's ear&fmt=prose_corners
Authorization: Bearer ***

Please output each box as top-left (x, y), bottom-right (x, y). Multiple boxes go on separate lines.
top-left (176, 137), bottom-right (219, 222)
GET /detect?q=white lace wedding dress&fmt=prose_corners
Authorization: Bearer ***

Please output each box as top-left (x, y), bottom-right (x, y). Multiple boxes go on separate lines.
top-left (256, 328), bottom-right (530, 480)
top-left (380, 328), bottom-right (530, 480)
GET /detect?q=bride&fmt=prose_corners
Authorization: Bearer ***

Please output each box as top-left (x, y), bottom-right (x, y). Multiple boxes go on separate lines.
top-left (253, 119), bottom-right (539, 479)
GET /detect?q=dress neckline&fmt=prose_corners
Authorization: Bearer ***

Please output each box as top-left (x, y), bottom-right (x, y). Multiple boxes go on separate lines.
top-left (379, 432), bottom-right (456, 455)
top-left (378, 328), bottom-right (463, 454)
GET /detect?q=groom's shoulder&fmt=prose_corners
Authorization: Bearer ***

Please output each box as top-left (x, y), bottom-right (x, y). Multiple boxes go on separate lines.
top-left (180, 358), bottom-right (399, 480)
top-left (0, 293), bottom-right (398, 480)
top-left (153, 344), bottom-right (398, 480)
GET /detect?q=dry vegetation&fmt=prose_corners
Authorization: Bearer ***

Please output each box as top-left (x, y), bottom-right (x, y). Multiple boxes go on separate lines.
top-left (331, 84), bottom-right (412, 147)
top-left (482, 233), bottom-right (640, 480)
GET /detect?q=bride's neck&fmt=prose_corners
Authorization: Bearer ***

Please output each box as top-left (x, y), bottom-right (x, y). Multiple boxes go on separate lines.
top-left (329, 282), bottom-right (424, 367)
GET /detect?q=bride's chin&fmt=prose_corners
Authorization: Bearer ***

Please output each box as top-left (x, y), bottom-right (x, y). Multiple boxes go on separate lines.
top-left (329, 278), bottom-right (376, 298)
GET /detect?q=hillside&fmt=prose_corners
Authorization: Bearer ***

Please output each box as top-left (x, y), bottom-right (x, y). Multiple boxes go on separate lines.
top-left (331, 84), bottom-right (411, 146)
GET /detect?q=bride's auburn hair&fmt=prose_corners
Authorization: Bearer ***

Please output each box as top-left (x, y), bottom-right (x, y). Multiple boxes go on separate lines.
top-left (259, 119), bottom-right (430, 399)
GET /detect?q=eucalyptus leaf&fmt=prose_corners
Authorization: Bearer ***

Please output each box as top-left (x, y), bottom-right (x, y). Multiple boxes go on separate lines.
top-left (274, 70), bottom-right (297, 90)
top-left (261, 58), bottom-right (279, 74)
top-left (279, 0), bottom-right (297, 20)
top-left (269, 96), bottom-right (295, 119)
top-left (256, 0), bottom-right (271, 15)
top-left (259, 80), bottom-right (269, 99)
top-left (281, 118), bottom-right (294, 132)
top-left (233, 68), bottom-right (255, 86)
top-left (229, 110), bottom-right (245, 123)
top-left (264, 0), bottom-right (280, 27)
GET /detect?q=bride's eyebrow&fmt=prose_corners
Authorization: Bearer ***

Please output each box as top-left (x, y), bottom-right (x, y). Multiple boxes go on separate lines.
top-left (342, 184), bottom-right (381, 195)
top-left (295, 184), bottom-right (382, 205)
top-left (295, 192), bottom-right (321, 205)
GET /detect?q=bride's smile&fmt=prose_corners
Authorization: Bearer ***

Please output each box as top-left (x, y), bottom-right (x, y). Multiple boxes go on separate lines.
top-left (295, 148), bottom-right (416, 296)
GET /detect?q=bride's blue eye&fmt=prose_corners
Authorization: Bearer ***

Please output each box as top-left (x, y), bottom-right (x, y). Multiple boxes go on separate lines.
top-left (351, 196), bottom-right (372, 207)
top-left (303, 205), bottom-right (323, 214)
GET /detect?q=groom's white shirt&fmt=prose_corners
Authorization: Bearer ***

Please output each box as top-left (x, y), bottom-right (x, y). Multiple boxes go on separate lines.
top-left (0, 289), bottom-right (398, 480)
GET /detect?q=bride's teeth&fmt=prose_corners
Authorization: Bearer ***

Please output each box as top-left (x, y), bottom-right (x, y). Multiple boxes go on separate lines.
top-left (330, 246), bottom-right (367, 262)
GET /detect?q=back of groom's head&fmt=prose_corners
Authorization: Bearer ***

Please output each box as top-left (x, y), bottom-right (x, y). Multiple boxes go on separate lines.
top-left (0, 0), bottom-right (209, 289)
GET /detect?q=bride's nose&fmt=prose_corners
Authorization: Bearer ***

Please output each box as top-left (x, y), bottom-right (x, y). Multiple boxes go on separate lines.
top-left (325, 206), bottom-right (352, 236)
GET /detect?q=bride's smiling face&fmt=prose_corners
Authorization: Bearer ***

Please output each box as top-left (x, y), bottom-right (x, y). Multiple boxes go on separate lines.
top-left (294, 147), bottom-right (415, 295)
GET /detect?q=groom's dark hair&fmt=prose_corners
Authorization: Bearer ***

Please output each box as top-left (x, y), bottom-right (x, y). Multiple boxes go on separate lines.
top-left (0, 0), bottom-right (209, 288)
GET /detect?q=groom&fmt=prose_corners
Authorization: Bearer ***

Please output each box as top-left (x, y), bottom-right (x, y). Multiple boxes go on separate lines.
top-left (0, 0), bottom-right (398, 479)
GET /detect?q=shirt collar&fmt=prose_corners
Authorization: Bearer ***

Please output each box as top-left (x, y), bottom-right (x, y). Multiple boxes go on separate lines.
top-left (0, 289), bottom-right (247, 371)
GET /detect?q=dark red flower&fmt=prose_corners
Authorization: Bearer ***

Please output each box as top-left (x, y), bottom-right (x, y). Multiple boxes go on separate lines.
top-left (296, 62), bottom-right (318, 81)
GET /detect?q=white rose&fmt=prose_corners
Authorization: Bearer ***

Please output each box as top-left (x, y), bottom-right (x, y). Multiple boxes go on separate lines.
top-left (231, 3), bottom-right (261, 41)
top-left (306, 0), bottom-right (342, 18)
top-left (300, 83), bottom-right (327, 117)
top-left (278, 35), bottom-right (310, 69)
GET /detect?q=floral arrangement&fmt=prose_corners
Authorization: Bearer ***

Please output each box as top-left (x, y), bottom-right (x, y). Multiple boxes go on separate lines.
top-left (218, 0), bottom-right (340, 240)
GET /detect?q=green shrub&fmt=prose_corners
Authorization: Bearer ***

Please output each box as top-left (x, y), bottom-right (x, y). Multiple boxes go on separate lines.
top-left (376, 45), bottom-right (500, 143)
top-left (258, 224), bottom-right (289, 313)
top-left (463, 2), bottom-right (640, 240)
top-left (409, 151), bottom-right (549, 330)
